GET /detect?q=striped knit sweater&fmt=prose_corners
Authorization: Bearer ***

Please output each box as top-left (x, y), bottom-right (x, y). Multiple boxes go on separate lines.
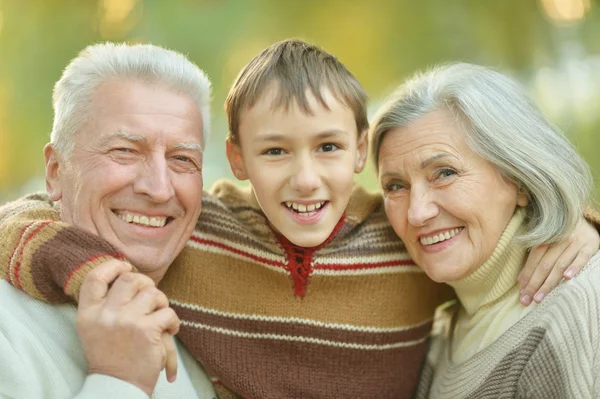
top-left (416, 210), bottom-right (600, 398)
top-left (0, 181), bottom-right (455, 398)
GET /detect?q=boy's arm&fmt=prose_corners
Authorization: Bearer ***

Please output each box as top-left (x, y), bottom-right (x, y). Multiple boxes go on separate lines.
top-left (518, 207), bottom-right (600, 305)
top-left (0, 193), bottom-right (125, 303)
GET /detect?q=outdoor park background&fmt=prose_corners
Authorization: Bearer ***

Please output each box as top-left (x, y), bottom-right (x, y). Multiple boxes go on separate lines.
top-left (1, 0), bottom-right (599, 204)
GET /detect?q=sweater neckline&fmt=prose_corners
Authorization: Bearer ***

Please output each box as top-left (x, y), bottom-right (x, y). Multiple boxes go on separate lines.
top-left (447, 208), bottom-right (528, 315)
top-left (275, 215), bottom-right (346, 298)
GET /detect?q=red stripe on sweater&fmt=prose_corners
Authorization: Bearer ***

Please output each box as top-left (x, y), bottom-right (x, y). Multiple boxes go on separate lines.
top-left (63, 253), bottom-right (126, 294)
top-left (11, 221), bottom-right (52, 289)
top-left (315, 259), bottom-right (416, 271)
top-left (189, 236), bottom-right (287, 268)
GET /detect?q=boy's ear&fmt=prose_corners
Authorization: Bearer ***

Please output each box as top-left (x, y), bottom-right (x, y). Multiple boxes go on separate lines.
top-left (44, 143), bottom-right (62, 201)
top-left (226, 138), bottom-right (249, 180)
top-left (354, 129), bottom-right (369, 173)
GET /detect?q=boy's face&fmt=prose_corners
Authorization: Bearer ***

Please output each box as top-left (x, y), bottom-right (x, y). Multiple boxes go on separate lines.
top-left (228, 84), bottom-right (367, 247)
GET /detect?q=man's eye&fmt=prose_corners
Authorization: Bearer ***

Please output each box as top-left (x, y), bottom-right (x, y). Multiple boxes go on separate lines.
top-left (319, 143), bottom-right (340, 153)
top-left (114, 147), bottom-right (135, 153)
top-left (263, 148), bottom-right (284, 156)
top-left (174, 155), bottom-right (192, 163)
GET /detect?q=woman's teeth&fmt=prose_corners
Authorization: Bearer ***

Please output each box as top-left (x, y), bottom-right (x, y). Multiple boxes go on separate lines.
top-left (420, 228), bottom-right (463, 246)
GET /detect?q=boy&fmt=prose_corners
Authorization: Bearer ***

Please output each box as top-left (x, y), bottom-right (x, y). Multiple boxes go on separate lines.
top-left (1, 39), bottom-right (597, 398)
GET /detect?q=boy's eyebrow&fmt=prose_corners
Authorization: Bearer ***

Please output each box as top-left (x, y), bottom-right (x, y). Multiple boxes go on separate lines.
top-left (256, 129), bottom-right (350, 142)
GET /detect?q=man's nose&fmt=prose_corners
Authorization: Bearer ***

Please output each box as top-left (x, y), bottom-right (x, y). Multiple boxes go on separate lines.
top-left (133, 156), bottom-right (175, 203)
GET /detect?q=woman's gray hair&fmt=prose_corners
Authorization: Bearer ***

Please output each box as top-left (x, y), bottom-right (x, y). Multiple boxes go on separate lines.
top-left (370, 63), bottom-right (592, 247)
top-left (51, 42), bottom-right (212, 157)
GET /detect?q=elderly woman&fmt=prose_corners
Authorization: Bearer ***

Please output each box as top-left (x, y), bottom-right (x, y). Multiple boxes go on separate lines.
top-left (370, 63), bottom-right (600, 398)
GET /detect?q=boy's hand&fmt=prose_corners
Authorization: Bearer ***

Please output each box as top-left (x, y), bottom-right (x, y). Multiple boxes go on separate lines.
top-left (518, 219), bottom-right (599, 306)
top-left (76, 260), bottom-right (180, 395)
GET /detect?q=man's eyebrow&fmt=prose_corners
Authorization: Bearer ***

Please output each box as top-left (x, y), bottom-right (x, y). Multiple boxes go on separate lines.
top-left (99, 131), bottom-right (146, 146)
top-left (420, 153), bottom-right (457, 169)
top-left (174, 142), bottom-right (203, 152)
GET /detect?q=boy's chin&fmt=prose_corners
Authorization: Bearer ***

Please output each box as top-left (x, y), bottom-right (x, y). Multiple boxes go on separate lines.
top-left (278, 226), bottom-right (334, 248)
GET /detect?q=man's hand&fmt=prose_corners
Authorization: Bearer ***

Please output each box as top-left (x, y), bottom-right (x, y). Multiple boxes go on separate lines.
top-left (76, 260), bottom-right (180, 396)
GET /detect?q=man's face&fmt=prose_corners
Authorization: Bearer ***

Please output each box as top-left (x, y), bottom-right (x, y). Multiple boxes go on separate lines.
top-left (227, 84), bottom-right (367, 247)
top-left (46, 78), bottom-right (204, 282)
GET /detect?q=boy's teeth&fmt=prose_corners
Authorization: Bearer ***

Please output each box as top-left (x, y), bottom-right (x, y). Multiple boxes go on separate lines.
top-left (117, 212), bottom-right (167, 227)
top-left (285, 201), bottom-right (326, 213)
top-left (420, 228), bottom-right (462, 246)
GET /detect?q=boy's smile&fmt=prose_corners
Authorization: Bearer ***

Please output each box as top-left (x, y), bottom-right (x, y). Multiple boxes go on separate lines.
top-left (227, 83), bottom-right (367, 247)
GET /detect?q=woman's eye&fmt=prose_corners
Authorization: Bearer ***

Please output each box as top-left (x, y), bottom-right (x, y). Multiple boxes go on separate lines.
top-left (263, 148), bottom-right (284, 156)
top-left (319, 143), bottom-right (340, 152)
top-left (114, 147), bottom-right (134, 153)
top-left (384, 182), bottom-right (405, 192)
top-left (435, 168), bottom-right (457, 179)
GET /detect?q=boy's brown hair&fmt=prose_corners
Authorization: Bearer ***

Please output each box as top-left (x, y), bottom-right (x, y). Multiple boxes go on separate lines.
top-left (225, 39), bottom-right (369, 144)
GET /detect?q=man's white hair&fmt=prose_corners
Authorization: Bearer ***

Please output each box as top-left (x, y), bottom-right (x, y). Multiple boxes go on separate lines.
top-left (51, 42), bottom-right (212, 157)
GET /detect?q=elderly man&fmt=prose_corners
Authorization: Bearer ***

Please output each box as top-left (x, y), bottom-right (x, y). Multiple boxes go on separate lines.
top-left (0, 43), bottom-right (216, 398)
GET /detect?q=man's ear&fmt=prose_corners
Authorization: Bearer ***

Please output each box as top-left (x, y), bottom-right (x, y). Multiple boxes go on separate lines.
top-left (44, 143), bottom-right (63, 201)
top-left (226, 138), bottom-right (248, 181)
top-left (354, 129), bottom-right (369, 173)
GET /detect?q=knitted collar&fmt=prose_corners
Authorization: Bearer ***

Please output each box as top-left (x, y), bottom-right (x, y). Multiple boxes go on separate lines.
top-left (447, 208), bottom-right (528, 315)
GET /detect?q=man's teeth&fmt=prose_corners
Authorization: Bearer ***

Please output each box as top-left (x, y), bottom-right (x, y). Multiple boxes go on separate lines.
top-left (117, 212), bottom-right (167, 227)
top-left (420, 228), bottom-right (462, 246)
top-left (284, 201), bottom-right (326, 213)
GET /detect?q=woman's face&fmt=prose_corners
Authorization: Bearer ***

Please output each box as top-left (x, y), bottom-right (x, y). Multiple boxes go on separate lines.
top-left (378, 108), bottom-right (528, 283)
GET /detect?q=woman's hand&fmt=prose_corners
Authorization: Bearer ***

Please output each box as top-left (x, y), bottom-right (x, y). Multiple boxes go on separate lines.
top-left (517, 219), bottom-right (599, 306)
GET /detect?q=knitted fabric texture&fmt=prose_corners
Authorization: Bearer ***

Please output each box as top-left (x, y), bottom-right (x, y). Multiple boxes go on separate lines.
top-left (417, 210), bottom-right (600, 398)
top-left (0, 182), bottom-right (453, 398)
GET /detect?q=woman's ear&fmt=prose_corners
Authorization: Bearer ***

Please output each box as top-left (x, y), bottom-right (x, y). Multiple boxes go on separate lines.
top-left (44, 143), bottom-right (62, 201)
top-left (226, 138), bottom-right (249, 180)
top-left (516, 187), bottom-right (529, 208)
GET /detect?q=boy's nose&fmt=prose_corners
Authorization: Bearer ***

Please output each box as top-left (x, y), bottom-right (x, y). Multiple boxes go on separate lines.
top-left (290, 157), bottom-right (321, 194)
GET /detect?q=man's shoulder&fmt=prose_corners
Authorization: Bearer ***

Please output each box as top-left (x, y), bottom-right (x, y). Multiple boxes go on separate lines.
top-left (0, 280), bottom-right (77, 330)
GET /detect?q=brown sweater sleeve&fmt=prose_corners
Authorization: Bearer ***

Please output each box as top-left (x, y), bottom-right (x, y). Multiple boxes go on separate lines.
top-left (0, 193), bottom-right (125, 303)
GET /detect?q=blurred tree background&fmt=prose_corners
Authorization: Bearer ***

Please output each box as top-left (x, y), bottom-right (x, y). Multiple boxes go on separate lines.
top-left (1, 0), bottom-right (599, 203)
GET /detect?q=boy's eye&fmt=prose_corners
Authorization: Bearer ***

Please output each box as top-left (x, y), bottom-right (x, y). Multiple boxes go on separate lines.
top-left (318, 143), bottom-right (340, 153)
top-left (262, 148), bottom-right (285, 156)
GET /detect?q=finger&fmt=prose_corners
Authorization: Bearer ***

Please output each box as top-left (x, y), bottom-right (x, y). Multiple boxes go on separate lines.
top-left (104, 272), bottom-right (156, 309)
top-left (564, 249), bottom-right (594, 280)
top-left (532, 250), bottom-right (577, 303)
top-left (519, 243), bottom-right (566, 305)
top-left (518, 245), bottom-right (548, 294)
top-left (127, 286), bottom-right (170, 315)
top-left (148, 307), bottom-right (181, 336)
top-left (162, 333), bottom-right (178, 383)
top-left (79, 260), bottom-right (133, 309)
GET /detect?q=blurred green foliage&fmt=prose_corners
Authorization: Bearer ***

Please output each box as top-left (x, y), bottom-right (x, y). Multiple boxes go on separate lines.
top-left (1, 0), bottom-right (599, 204)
